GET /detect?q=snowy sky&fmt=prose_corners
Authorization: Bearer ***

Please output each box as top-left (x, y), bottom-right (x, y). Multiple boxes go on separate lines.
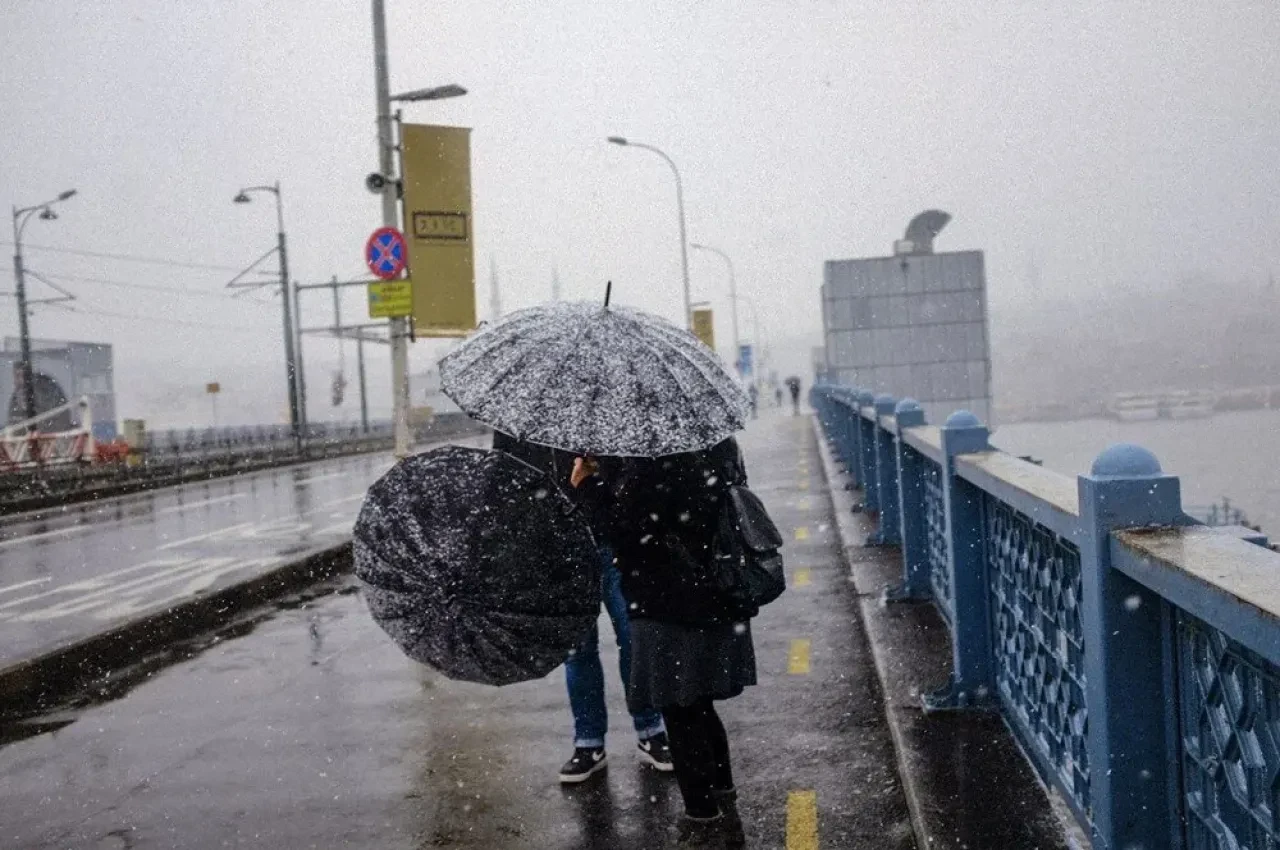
top-left (2, 1), bottom-right (1277, 427)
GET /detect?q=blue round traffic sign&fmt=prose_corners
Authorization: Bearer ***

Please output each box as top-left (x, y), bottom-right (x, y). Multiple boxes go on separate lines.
top-left (366, 227), bottom-right (407, 280)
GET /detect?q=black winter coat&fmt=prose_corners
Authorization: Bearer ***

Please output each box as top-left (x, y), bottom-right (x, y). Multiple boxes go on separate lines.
top-left (491, 431), bottom-right (611, 540)
top-left (598, 438), bottom-right (753, 625)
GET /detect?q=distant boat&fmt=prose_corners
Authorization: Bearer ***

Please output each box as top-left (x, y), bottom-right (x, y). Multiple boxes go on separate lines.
top-left (1163, 390), bottom-right (1217, 420)
top-left (1107, 392), bottom-right (1161, 422)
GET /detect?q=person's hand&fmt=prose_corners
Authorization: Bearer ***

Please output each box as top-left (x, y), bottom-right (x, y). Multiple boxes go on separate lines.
top-left (570, 456), bottom-right (599, 488)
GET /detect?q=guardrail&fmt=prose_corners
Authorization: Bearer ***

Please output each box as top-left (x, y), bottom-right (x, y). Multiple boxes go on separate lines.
top-left (0, 413), bottom-right (485, 512)
top-left (812, 383), bottom-right (1280, 850)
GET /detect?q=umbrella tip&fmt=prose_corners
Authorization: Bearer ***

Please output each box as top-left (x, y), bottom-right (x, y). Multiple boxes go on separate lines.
top-left (604, 281), bottom-right (612, 309)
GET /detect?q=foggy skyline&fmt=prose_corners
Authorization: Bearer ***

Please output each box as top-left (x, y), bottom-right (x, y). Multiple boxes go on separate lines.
top-left (2, 1), bottom-right (1278, 427)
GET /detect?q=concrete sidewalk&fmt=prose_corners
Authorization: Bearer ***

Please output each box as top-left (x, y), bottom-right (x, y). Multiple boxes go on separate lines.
top-left (0, 412), bottom-right (916, 849)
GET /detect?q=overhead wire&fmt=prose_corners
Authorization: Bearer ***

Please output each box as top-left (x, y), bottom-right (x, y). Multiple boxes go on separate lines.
top-left (0, 241), bottom-right (270, 274)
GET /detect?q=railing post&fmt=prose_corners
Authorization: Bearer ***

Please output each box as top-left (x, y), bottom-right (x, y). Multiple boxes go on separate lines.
top-left (924, 410), bottom-right (994, 711)
top-left (887, 398), bottom-right (930, 600)
top-left (1078, 444), bottom-right (1183, 849)
top-left (869, 394), bottom-right (900, 545)
top-left (855, 390), bottom-right (877, 512)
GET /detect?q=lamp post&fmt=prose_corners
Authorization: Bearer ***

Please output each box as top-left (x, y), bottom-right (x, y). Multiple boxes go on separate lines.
top-left (690, 242), bottom-right (740, 370)
top-left (234, 183), bottom-right (303, 452)
top-left (11, 189), bottom-right (77, 427)
top-left (607, 136), bottom-right (691, 331)
top-left (372, 0), bottom-right (467, 458)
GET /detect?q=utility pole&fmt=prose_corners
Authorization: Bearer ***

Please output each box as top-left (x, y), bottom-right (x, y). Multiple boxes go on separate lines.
top-left (232, 183), bottom-right (301, 451)
top-left (551, 266), bottom-right (562, 301)
top-left (372, 0), bottom-right (411, 458)
top-left (296, 277), bottom-right (387, 434)
top-left (11, 189), bottom-right (77, 427)
top-left (489, 255), bottom-right (502, 321)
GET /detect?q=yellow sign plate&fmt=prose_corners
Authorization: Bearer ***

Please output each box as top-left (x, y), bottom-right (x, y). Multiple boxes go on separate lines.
top-left (400, 123), bottom-right (476, 335)
top-left (367, 280), bottom-right (413, 318)
top-left (691, 306), bottom-right (716, 350)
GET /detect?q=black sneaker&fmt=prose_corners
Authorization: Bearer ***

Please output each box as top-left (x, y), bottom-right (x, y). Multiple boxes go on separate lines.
top-left (558, 747), bottom-right (607, 784)
top-left (637, 732), bottom-right (675, 772)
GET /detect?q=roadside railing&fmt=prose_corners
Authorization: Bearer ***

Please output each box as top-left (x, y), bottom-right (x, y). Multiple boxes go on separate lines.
top-left (0, 413), bottom-right (487, 512)
top-left (812, 383), bottom-right (1280, 850)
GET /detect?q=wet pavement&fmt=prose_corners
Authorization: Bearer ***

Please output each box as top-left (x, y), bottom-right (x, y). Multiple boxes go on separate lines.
top-left (0, 438), bottom-right (487, 671)
top-left (0, 412), bottom-right (915, 849)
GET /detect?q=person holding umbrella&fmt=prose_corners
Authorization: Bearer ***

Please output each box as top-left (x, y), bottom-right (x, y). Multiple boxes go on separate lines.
top-left (491, 430), bottom-right (674, 783)
top-left (571, 439), bottom-right (757, 848)
top-left (438, 293), bottom-right (760, 845)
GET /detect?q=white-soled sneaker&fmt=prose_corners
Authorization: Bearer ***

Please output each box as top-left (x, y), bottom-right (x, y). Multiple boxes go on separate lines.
top-left (558, 747), bottom-right (607, 784)
top-left (637, 732), bottom-right (675, 772)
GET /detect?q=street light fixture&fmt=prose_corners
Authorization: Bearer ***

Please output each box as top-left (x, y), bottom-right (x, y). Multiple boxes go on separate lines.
top-left (232, 182), bottom-right (305, 452)
top-left (11, 188), bottom-right (77, 427)
top-left (390, 83), bottom-right (467, 103)
top-left (606, 135), bottom-right (691, 331)
top-left (690, 242), bottom-right (740, 371)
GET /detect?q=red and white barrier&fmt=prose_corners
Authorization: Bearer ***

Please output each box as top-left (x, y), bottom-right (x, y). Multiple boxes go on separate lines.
top-left (0, 397), bottom-right (96, 470)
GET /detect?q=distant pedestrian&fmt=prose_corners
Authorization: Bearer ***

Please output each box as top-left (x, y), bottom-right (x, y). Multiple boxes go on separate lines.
top-left (774, 385), bottom-right (783, 408)
top-left (747, 384), bottom-right (759, 419)
top-left (575, 438), bottom-right (757, 847)
top-left (786, 376), bottom-right (802, 415)
top-left (492, 430), bottom-right (674, 784)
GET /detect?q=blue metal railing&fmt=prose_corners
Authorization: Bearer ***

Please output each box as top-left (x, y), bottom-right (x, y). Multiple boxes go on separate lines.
top-left (811, 382), bottom-right (1280, 850)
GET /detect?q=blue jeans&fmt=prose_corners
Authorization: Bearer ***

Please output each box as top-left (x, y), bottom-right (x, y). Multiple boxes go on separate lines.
top-left (565, 550), bottom-right (665, 748)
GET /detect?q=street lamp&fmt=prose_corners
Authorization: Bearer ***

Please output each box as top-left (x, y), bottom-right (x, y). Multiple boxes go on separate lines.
top-left (11, 188), bottom-right (77, 427)
top-left (391, 83), bottom-right (467, 103)
top-left (233, 182), bottom-right (304, 452)
top-left (690, 242), bottom-right (740, 370)
top-left (371, 0), bottom-right (468, 458)
top-left (607, 136), bottom-right (692, 331)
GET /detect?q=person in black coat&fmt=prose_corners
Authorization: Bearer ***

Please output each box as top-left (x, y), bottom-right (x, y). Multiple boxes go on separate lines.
top-left (574, 438), bottom-right (757, 847)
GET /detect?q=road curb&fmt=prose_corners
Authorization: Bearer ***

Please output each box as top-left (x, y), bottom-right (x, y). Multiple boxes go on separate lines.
top-left (811, 419), bottom-right (1083, 850)
top-left (0, 543), bottom-right (354, 721)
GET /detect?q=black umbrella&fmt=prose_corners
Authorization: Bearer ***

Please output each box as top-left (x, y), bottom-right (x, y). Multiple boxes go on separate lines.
top-left (353, 445), bottom-right (601, 686)
top-left (438, 297), bottom-right (750, 457)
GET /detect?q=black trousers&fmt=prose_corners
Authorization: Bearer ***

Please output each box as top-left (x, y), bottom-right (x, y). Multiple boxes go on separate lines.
top-left (662, 699), bottom-right (734, 818)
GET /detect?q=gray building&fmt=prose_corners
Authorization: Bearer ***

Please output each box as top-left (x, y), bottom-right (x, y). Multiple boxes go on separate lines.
top-left (820, 214), bottom-right (992, 426)
top-left (1, 338), bottom-right (117, 439)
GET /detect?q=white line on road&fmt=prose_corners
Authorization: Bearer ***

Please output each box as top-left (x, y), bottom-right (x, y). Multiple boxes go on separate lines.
top-left (155, 494), bottom-right (246, 516)
top-left (157, 519), bottom-right (261, 551)
top-left (0, 522), bottom-right (93, 550)
top-left (0, 576), bottom-right (53, 597)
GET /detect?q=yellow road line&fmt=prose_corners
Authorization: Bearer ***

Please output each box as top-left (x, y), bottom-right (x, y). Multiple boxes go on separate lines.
top-left (794, 568), bottom-right (811, 587)
top-left (799, 497), bottom-right (811, 510)
top-left (794, 526), bottom-right (809, 541)
top-left (797, 479), bottom-right (809, 490)
top-left (788, 639), bottom-right (811, 674)
top-left (786, 790), bottom-right (819, 849)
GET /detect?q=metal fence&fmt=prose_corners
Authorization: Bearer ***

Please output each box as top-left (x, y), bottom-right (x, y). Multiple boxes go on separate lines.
top-left (812, 383), bottom-right (1280, 850)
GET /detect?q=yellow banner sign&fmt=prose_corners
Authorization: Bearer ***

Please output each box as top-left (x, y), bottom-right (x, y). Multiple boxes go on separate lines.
top-left (691, 306), bottom-right (715, 350)
top-left (400, 123), bottom-right (476, 335)
top-left (367, 280), bottom-right (413, 318)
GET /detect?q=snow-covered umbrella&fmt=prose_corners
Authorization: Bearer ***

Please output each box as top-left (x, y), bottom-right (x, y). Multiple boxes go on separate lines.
top-left (438, 296), bottom-right (750, 458)
top-left (353, 445), bottom-right (600, 686)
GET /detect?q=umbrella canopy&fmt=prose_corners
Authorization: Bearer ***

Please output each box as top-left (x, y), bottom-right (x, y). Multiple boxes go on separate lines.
top-left (439, 300), bottom-right (750, 457)
top-left (354, 445), bottom-right (601, 686)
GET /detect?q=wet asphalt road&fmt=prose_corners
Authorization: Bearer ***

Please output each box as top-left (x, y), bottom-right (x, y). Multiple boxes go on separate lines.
top-left (0, 412), bottom-right (914, 849)
top-left (0, 438), bottom-right (486, 670)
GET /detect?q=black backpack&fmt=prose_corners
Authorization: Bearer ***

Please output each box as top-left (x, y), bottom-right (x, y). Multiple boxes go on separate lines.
top-left (712, 473), bottom-right (787, 612)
